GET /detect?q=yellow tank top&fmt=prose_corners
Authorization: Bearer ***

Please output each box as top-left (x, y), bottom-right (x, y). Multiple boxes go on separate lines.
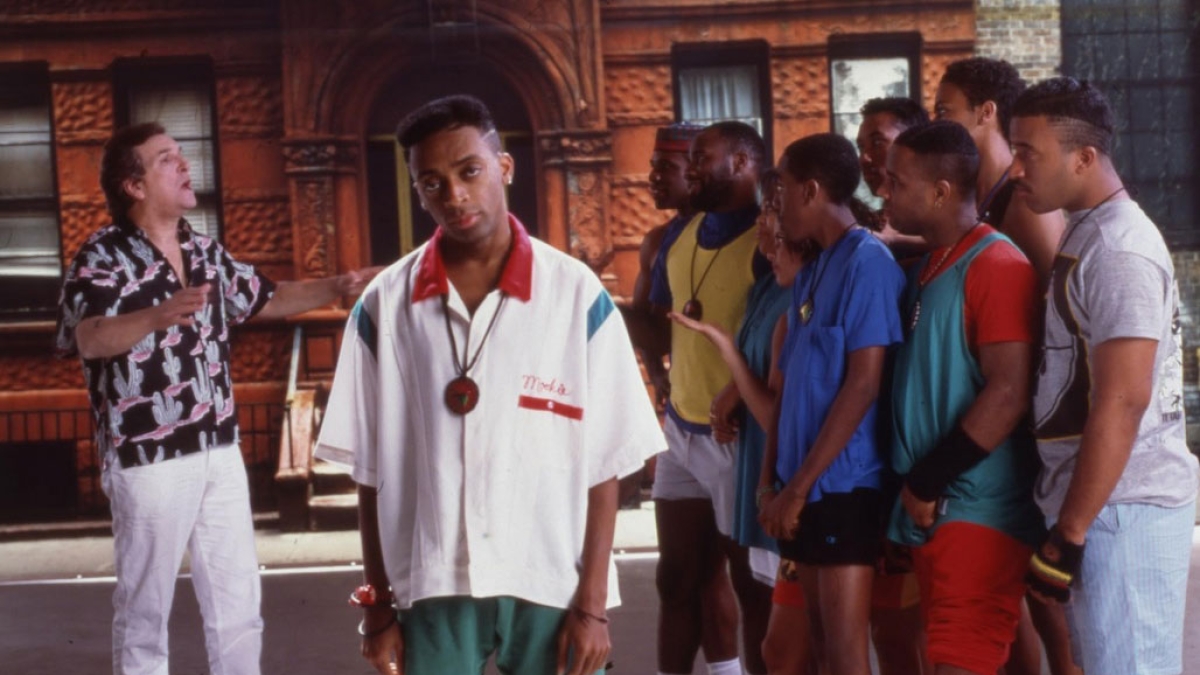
top-left (666, 212), bottom-right (759, 424)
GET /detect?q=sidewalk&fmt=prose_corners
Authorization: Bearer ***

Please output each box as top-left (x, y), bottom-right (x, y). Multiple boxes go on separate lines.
top-left (0, 501), bottom-right (660, 583)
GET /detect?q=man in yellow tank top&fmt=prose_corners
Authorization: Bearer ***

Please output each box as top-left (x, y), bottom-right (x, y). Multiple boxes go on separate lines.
top-left (644, 122), bottom-right (773, 675)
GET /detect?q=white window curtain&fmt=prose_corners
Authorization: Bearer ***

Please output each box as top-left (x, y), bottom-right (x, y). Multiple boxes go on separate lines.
top-left (679, 65), bottom-right (763, 134)
top-left (0, 100), bottom-right (59, 278)
top-left (130, 86), bottom-right (219, 238)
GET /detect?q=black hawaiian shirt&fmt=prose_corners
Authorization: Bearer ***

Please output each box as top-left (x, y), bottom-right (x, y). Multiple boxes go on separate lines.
top-left (56, 218), bottom-right (276, 469)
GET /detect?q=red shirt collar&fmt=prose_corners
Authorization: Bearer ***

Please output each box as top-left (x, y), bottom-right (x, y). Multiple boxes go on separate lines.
top-left (412, 213), bottom-right (534, 303)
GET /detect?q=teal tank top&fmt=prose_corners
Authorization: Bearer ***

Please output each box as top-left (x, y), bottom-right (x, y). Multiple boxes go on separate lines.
top-left (732, 276), bottom-right (790, 550)
top-left (888, 232), bottom-right (1045, 547)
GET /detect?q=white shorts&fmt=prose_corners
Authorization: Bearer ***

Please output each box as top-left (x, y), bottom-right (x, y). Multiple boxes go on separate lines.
top-left (749, 547), bottom-right (780, 587)
top-left (651, 414), bottom-right (737, 536)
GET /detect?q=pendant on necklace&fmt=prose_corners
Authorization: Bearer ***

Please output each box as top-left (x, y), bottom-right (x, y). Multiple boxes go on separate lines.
top-left (444, 375), bottom-right (480, 415)
top-left (798, 300), bottom-right (814, 325)
top-left (682, 298), bottom-right (704, 321)
top-left (908, 300), bottom-right (922, 334)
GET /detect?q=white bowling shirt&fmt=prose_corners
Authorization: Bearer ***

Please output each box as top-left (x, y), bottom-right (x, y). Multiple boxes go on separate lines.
top-left (314, 216), bottom-right (665, 611)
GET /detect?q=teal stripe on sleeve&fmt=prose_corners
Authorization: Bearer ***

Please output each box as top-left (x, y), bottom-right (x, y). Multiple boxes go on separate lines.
top-left (353, 299), bottom-right (378, 360)
top-left (587, 290), bottom-right (615, 342)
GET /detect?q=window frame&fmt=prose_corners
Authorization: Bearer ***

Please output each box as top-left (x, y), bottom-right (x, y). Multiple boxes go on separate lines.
top-left (1059, 0), bottom-right (1200, 248)
top-left (0, 61), bottom-right (63, 321)
top-left (112, 57), bottom-right (224, 241)
top-left (671, 40), bottom-right (774, 158)
top-left (826, 32), bottom-right (924, 136)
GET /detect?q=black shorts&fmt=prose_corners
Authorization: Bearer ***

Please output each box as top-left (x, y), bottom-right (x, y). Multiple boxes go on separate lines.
top-left (777, 487), bottom-right (884, 566)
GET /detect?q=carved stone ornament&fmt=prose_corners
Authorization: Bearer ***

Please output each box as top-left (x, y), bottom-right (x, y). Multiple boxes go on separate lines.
top-left (290, 178), bottom-right (335, 278)
top-left (60, 195), bottom-right (110, 265)
top-left (608, 176), bottom-right (662, 249)
top-left (52, 81), bottom-right (114, 145)
top-left (0, 356), bottom-right (85, 392)
top-left (281, 138), bottom-right (359, 175)
top-left (537, 129), bottom-right (613, 168)
top-left (217, 76), bottom-right (283, 138)
top-left (230, 328), bottom-right (292, 384)
top-left (566, 168), bottom-right (613, 272)
top-left (223, 197), bottom-right (293, 265)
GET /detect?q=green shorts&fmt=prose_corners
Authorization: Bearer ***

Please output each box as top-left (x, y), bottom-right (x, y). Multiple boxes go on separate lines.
top-left (399, 595), bottom-right (605, 675)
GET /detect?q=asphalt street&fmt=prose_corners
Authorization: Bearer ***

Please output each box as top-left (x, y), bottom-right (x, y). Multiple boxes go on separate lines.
top-left (0, 555), bottom-right (662, 675)
top-left (2, 522), bottom-right (1199, 674)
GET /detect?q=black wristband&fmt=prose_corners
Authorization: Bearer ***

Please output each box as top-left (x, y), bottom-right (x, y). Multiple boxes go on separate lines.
top-left (1043, 526), bottom-right (1084, 576)
top-left (1026, 525), bottom-right (1086, 602)
top-left (905, 424), bottom-right (990, 502)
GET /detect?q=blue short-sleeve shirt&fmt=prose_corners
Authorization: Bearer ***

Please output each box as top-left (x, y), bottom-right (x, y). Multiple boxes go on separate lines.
top-left (775, 227), bottom-right (905, 502)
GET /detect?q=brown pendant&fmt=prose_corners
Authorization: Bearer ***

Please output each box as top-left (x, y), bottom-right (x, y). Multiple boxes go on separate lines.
top-left (798, 300), bottom-right (814, 325)
top-left (682, 298), bottom-right (703, 321)
top-left (444, 375), bottom-right (480, 415)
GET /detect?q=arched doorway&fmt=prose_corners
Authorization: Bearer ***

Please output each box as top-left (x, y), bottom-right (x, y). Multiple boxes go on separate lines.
top-left (364, 63), bottom-right (540, 267)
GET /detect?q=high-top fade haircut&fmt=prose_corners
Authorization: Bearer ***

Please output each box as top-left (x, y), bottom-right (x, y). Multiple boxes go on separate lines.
top-left (941, 57), bottom-right (1025, 140)
top-left (893, 120), bottom-right (980, 196)
top-left (781, 133), bottom-right (861, 205)
top-left (860, 97), bottom-right (929, 130)
top-left (1012, 77), bottom-right (1116, 155)
top-left (707, 120), bottom-right (767, 169)
top-left (101, 122), bottom-right (166, 221)
top-left (395, 94), bottom-right (500, 160)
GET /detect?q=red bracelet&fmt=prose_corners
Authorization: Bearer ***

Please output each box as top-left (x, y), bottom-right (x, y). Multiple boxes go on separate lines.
top-left (348, 584), bottom-right (393, 608)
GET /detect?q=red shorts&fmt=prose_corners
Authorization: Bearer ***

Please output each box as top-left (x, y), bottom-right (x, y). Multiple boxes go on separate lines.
top-left (912, 521), bottom-right (1032, 675)
top-left (772, 558), bottom-right (805, 607)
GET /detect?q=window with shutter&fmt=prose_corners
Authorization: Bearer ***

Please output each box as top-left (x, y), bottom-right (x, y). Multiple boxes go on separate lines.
top-left (0, 64), bottom-right (61, 319)
top-left (115, 60), bottom-right (221, 239)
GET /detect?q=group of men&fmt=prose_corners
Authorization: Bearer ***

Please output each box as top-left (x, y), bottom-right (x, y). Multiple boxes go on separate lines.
top-left (623, 58), bottom-right (1197, 675)
top-left (55, 54), bottom-right (1196, 675)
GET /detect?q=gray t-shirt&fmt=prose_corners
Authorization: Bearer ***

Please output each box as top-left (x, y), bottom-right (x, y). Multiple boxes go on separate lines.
top-left (1033, 198), bottom-right (1198, 518)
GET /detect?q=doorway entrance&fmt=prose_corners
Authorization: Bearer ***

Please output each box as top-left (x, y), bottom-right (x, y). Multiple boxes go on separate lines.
top-left (365, 63), bottom-right (539, 266)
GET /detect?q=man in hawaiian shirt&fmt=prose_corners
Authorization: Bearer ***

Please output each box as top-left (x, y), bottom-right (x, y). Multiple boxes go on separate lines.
top-left (55, 122), bottom-right (377, 675)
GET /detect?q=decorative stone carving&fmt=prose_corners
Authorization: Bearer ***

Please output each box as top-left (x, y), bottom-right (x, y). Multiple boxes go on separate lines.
top-left (567, 169), bottom-right (613, 271)
top-left (608, 176), bottom-right (664, 249)
top-left (605, 64), bottom-right (673, 127)
top-left (59, 195), bottom-right (110, 265)
top-left (282, 138), bottom-right (358, 174)
top-left (282, 138), bottom-right (354, 279)
top-left (535, 129), bottom-right (615, 271)
top-left (217, 76), bottom-right (284, 137)
top-left (230, 329), bottom-right (291, 384)
top-left (290, 178), bottom-right (336, 278)
top-left (538, 129), bottom-right (613, 168)
top-left (0, 357), bottom-right (84, 392)
top-left (52, 81), bottom-right (113, 145)
top-left (223, 197), bottom-right (293, 264)
top-left (772, 57), bottom-right (830, 121)
top-left (518, 0), bottom-right (601, 126)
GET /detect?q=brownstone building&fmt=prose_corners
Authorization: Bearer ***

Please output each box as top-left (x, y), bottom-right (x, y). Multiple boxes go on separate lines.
top-left (1, 0), bottom-right (1194, 525)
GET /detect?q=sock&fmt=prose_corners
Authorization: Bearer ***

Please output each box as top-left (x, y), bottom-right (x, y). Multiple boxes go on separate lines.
top-left (706, 658), bottom-right (744, 675)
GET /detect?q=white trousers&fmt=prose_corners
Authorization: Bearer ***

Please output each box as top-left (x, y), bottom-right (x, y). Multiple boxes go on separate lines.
top-left (102, 444), bottom-right (263, 675)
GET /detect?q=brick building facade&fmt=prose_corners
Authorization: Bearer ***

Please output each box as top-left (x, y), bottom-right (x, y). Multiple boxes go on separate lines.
top-left (0, 0), bottom-right (1194, 522)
